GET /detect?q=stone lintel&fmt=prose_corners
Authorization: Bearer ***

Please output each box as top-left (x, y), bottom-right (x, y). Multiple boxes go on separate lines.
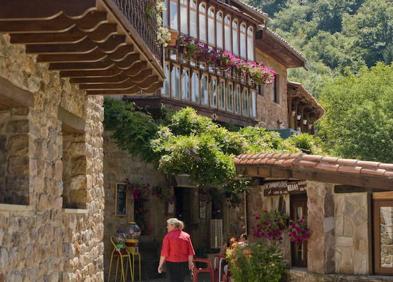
top-left (58, 107), bottom-right (85, 133)
top-left (0, 76), bottom-right (33, 108)
top-left (63, 208), bottom-right (88, 214)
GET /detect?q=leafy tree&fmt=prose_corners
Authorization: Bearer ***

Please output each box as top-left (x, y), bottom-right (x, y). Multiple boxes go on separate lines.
top-left (317, 63), bottom-right (393, 162)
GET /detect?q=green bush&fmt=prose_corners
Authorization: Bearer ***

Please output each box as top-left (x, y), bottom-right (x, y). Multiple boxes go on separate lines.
top-left (285, 133), bottom-right (324, 155)
top-left (229, 243), bottom-right (286, 282)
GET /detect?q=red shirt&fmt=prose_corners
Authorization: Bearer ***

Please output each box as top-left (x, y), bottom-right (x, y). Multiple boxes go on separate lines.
top-left (161, 230), bottom-right (195, 262)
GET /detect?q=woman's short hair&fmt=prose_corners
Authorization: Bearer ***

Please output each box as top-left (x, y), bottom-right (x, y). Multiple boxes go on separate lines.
top-left (167, 218), bottom-right (184, 229)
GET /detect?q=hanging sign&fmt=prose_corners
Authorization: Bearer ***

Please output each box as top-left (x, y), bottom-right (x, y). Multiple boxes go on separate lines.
top-left (262, 180), bottom-right (307, 196)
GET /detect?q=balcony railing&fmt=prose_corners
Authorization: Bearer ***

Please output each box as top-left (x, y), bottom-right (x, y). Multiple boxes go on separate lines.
top-left (112, 0), bottom-right (162, 59)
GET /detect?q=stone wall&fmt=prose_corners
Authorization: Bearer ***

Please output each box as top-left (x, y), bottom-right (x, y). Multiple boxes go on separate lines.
top-left (334, 192), bottom-right (370, 274)
top-left (255, 49), bottom-right (289, 129)
top-left (380, 206), bottom-right (393, 269)
top-left (0, 107), bottom-right (29, 205)
top-left (103, 133), bottom-right (169, 278)
top-left (0, 34), bottom-right (104, 281)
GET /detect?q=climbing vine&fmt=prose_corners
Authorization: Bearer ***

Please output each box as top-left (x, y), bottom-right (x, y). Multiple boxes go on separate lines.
top-left (105, 98), bottom-right (323, 193)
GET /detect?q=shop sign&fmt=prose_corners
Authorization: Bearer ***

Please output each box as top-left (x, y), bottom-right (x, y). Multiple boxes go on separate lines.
top-left (262, 180), bottom-right (307, 196)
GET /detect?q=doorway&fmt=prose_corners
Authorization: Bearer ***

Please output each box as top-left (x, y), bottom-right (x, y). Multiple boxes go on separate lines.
top-left (290, 193), bottom-right (308, 267)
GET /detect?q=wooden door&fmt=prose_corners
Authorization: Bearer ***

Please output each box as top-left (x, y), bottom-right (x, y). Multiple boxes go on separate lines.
top-left (290, 193), bottom-right (308, 267)
top-left (373, 199), bottom-right (393, 275)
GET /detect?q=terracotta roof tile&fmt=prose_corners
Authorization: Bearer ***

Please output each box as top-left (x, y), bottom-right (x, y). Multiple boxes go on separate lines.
top-left (234, 153), bottom-right (393, 188)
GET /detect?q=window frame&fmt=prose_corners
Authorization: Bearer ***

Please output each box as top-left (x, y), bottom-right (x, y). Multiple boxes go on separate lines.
top-left (191, 70), bottom-right (200, 104)
top-left (201, 73), bottom-right (209, 106)
top-left (190, 0), bottom-right (197, 38)
top-left (247, 26), bottom-right (255, 61)
top-left (198, 2), bottom-right (207, 42)
top-left (224, 15), bottom-right (232, 52)
top-left (273, 74), bottom-right (280, 104)
top-left (232, 19), bottom-right (239, 56)
top-left (240, 22), bottom-right (247, 59)
top-left (209, 76), bottom-right (218, 109)
top-left (180, 0), bottom-right (189, 35)
top-left (171, 64), bottom-right (181, 99)
top-left (169, 0), bottom-right (179, 31)
top-left (216, 11), bottom-right (224, 49)
top-left (208, 6), bottom-right (215, 46)
top-left (181, 67), bottom-right (191, 101)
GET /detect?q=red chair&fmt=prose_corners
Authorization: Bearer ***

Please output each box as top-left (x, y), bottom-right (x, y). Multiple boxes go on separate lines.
top-left (192, 258), bottom-right (215, 282)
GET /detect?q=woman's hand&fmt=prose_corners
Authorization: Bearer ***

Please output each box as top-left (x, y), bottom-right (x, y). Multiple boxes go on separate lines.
top-left (188, 260), bottom-right (194, 271)
top-left (158, 265), bottom-right (164, 274)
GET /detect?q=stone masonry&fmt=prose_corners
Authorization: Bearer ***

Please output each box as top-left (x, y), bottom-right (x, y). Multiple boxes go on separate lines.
top-left (0, 33), bottom-right (104, 281)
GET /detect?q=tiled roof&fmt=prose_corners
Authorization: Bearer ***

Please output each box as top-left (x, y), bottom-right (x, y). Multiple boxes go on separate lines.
top-left (263, 28), bottom-right (307, 65)
top-left (235, 153), bottom-right (393, 180)
top-left (287, 81), bottom-right (324, 119)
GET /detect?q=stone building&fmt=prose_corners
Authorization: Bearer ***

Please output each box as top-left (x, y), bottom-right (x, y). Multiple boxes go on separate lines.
top-left (236, 153), bottom-right (393, 281)
top-left (101, 0), bottom-right (322, 280)
top-left (0, 0), bottom-right (163, 280)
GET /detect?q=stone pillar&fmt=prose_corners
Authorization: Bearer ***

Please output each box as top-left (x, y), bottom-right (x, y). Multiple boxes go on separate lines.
top-left (307, 181), bottom-right (335, 273)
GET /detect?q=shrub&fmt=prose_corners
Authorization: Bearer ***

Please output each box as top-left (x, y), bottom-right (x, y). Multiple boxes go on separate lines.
top-left (229, 242), bottom-right (286, 282)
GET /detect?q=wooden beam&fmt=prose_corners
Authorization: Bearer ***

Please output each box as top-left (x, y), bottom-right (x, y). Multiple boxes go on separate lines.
top-left (0, 76), bottom-right (33, 107)
top-left (59, 68), bottom-right (122, 78)
top-left (373, 191), bottom-right (393, 200)
top-left (0, 0), bottom-right (96, 19)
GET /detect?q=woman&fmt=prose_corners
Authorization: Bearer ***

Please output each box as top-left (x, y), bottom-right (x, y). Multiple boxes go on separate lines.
top-left (158, 218), bottom-right (195, 282)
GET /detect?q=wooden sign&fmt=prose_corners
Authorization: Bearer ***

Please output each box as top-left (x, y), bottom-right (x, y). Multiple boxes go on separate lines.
top-left (262, 181), bottom-right (307, 196)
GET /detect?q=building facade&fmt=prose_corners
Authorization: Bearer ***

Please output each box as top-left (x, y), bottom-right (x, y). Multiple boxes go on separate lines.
top-left (0, 0), bottom-right (163, 280)
top-left (236, 153), bottom-right (393, 281)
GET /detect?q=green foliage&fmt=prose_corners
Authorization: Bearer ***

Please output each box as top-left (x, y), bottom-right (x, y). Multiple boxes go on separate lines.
top-left (229, 243), bottom-right (286, 282)
top-left (105, 103), bottom-right (323, 190)
top-left (104, 98), bottom-right (159, 162)
top-left (317, 63), bottom-right (393, 162)
top-left (286, 133), bottom-right (324, 155)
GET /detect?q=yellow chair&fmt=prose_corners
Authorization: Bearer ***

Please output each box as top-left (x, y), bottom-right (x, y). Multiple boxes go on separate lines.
top-left (108, 237), bottom-right (134, 282)
top-left (126, 243), bottom-right (142, 282)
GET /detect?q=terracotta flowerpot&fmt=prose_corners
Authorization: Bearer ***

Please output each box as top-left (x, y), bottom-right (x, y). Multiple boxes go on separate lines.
top-left (169, 31), bottom-right (178, 47)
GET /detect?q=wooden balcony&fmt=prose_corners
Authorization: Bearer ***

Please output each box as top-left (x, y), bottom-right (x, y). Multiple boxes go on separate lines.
top-left (0, 0), bottom-right (164, 95)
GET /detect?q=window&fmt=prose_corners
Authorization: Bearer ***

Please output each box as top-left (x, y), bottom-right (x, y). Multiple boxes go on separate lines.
top-left (218, 79), bottom-right (225, 110)
top-left (247, 26), bottom-right (254, 60)
top-left (180, 0), bottom-right (188, 34)
top-left (199, 3), bottom-right (207, 42)
top-left (208, 7), bottom-right (215, 46)
top-left (170, 0), bottom-right (178, 31)
top-left (234, 84), bottom-right (241, 114)
top-left (216, 11), bottom-right (223, 49)
top-left (224, 15), bottom-right (231, 52)
top-left (257, 84), bottom-right (264, 96)
top-left (62, 128), bottom-right (87, 209)
top-left (171, 65), bottom-right (180, 99)
top-left (240, 23), bottom-right (247, 58)
top-left (251, 89), bottom-right (257, 118)
top-left (226, 82), bottom-right (233, 112)
top-left (232, 20), bottom-right (239, 56)
top-left (190, 0), bottom-right (197, 38)
top-left (373, 199), bottom-right (393, 275)
top-left (191, 71), bottom-right (200, 103)
top-left (181, 68), bottom-right (190, 101)
top-left (201, 74), bottom-right (208, 105)
top-left (273, 74), bottom-right (279, 103)
top-left (209, 77), bottom-right (217, 108)
top-left (162, 63), bottom-right (170, 97)
top-left (0, 107), bottom-right (29, 205)
top-left (163, 0), bottom-right (169, 27)
top-left (242, 87), bottom-right (249, 116)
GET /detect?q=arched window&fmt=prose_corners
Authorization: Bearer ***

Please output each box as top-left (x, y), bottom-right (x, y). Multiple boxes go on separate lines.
top-left (224, 15), bottom-right (231, 52)
top-left (226, 82), bottom-right (233, 112)
top-left (209, 77), bottom-right (217, 108)
top-left (201, 74), bottom-right (208, 105)
top-left (191, 71), bottom-right (200, 103)
top-left (163, 0), bottom-right (169, 27)
top-left (218, 80), bottom-right (225, 110)
top-left (235, 85), bottom-right (241, 114)
top-left (161, 62), bottom-right (170, 97)
top-left (240, 23), bottom-right (247, 58)
top-left (190, 0), bottom-right (197, 38)
top-left (199, 3), bottom-right (207, 42)
top-left (232, 19), bottom-right (239, 56)
top-left (169, 0), bottom-right (178, 31)
top-left (251, 89), bottom-right (256, 118)
top-left (208, 7), bottom-right (215, 46)
top-left (181, 68), bottom-right (190, 100)
top-left (247, 26), bottom-right (254, 60)
top-left (242, 88), bottom-right (249, 116)
top-left (180, 0), bottom-right (188, 34)
top-left (216, 11), bottom-right (223, 49)
top-left (171, 65), bottom-right (180, 99)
